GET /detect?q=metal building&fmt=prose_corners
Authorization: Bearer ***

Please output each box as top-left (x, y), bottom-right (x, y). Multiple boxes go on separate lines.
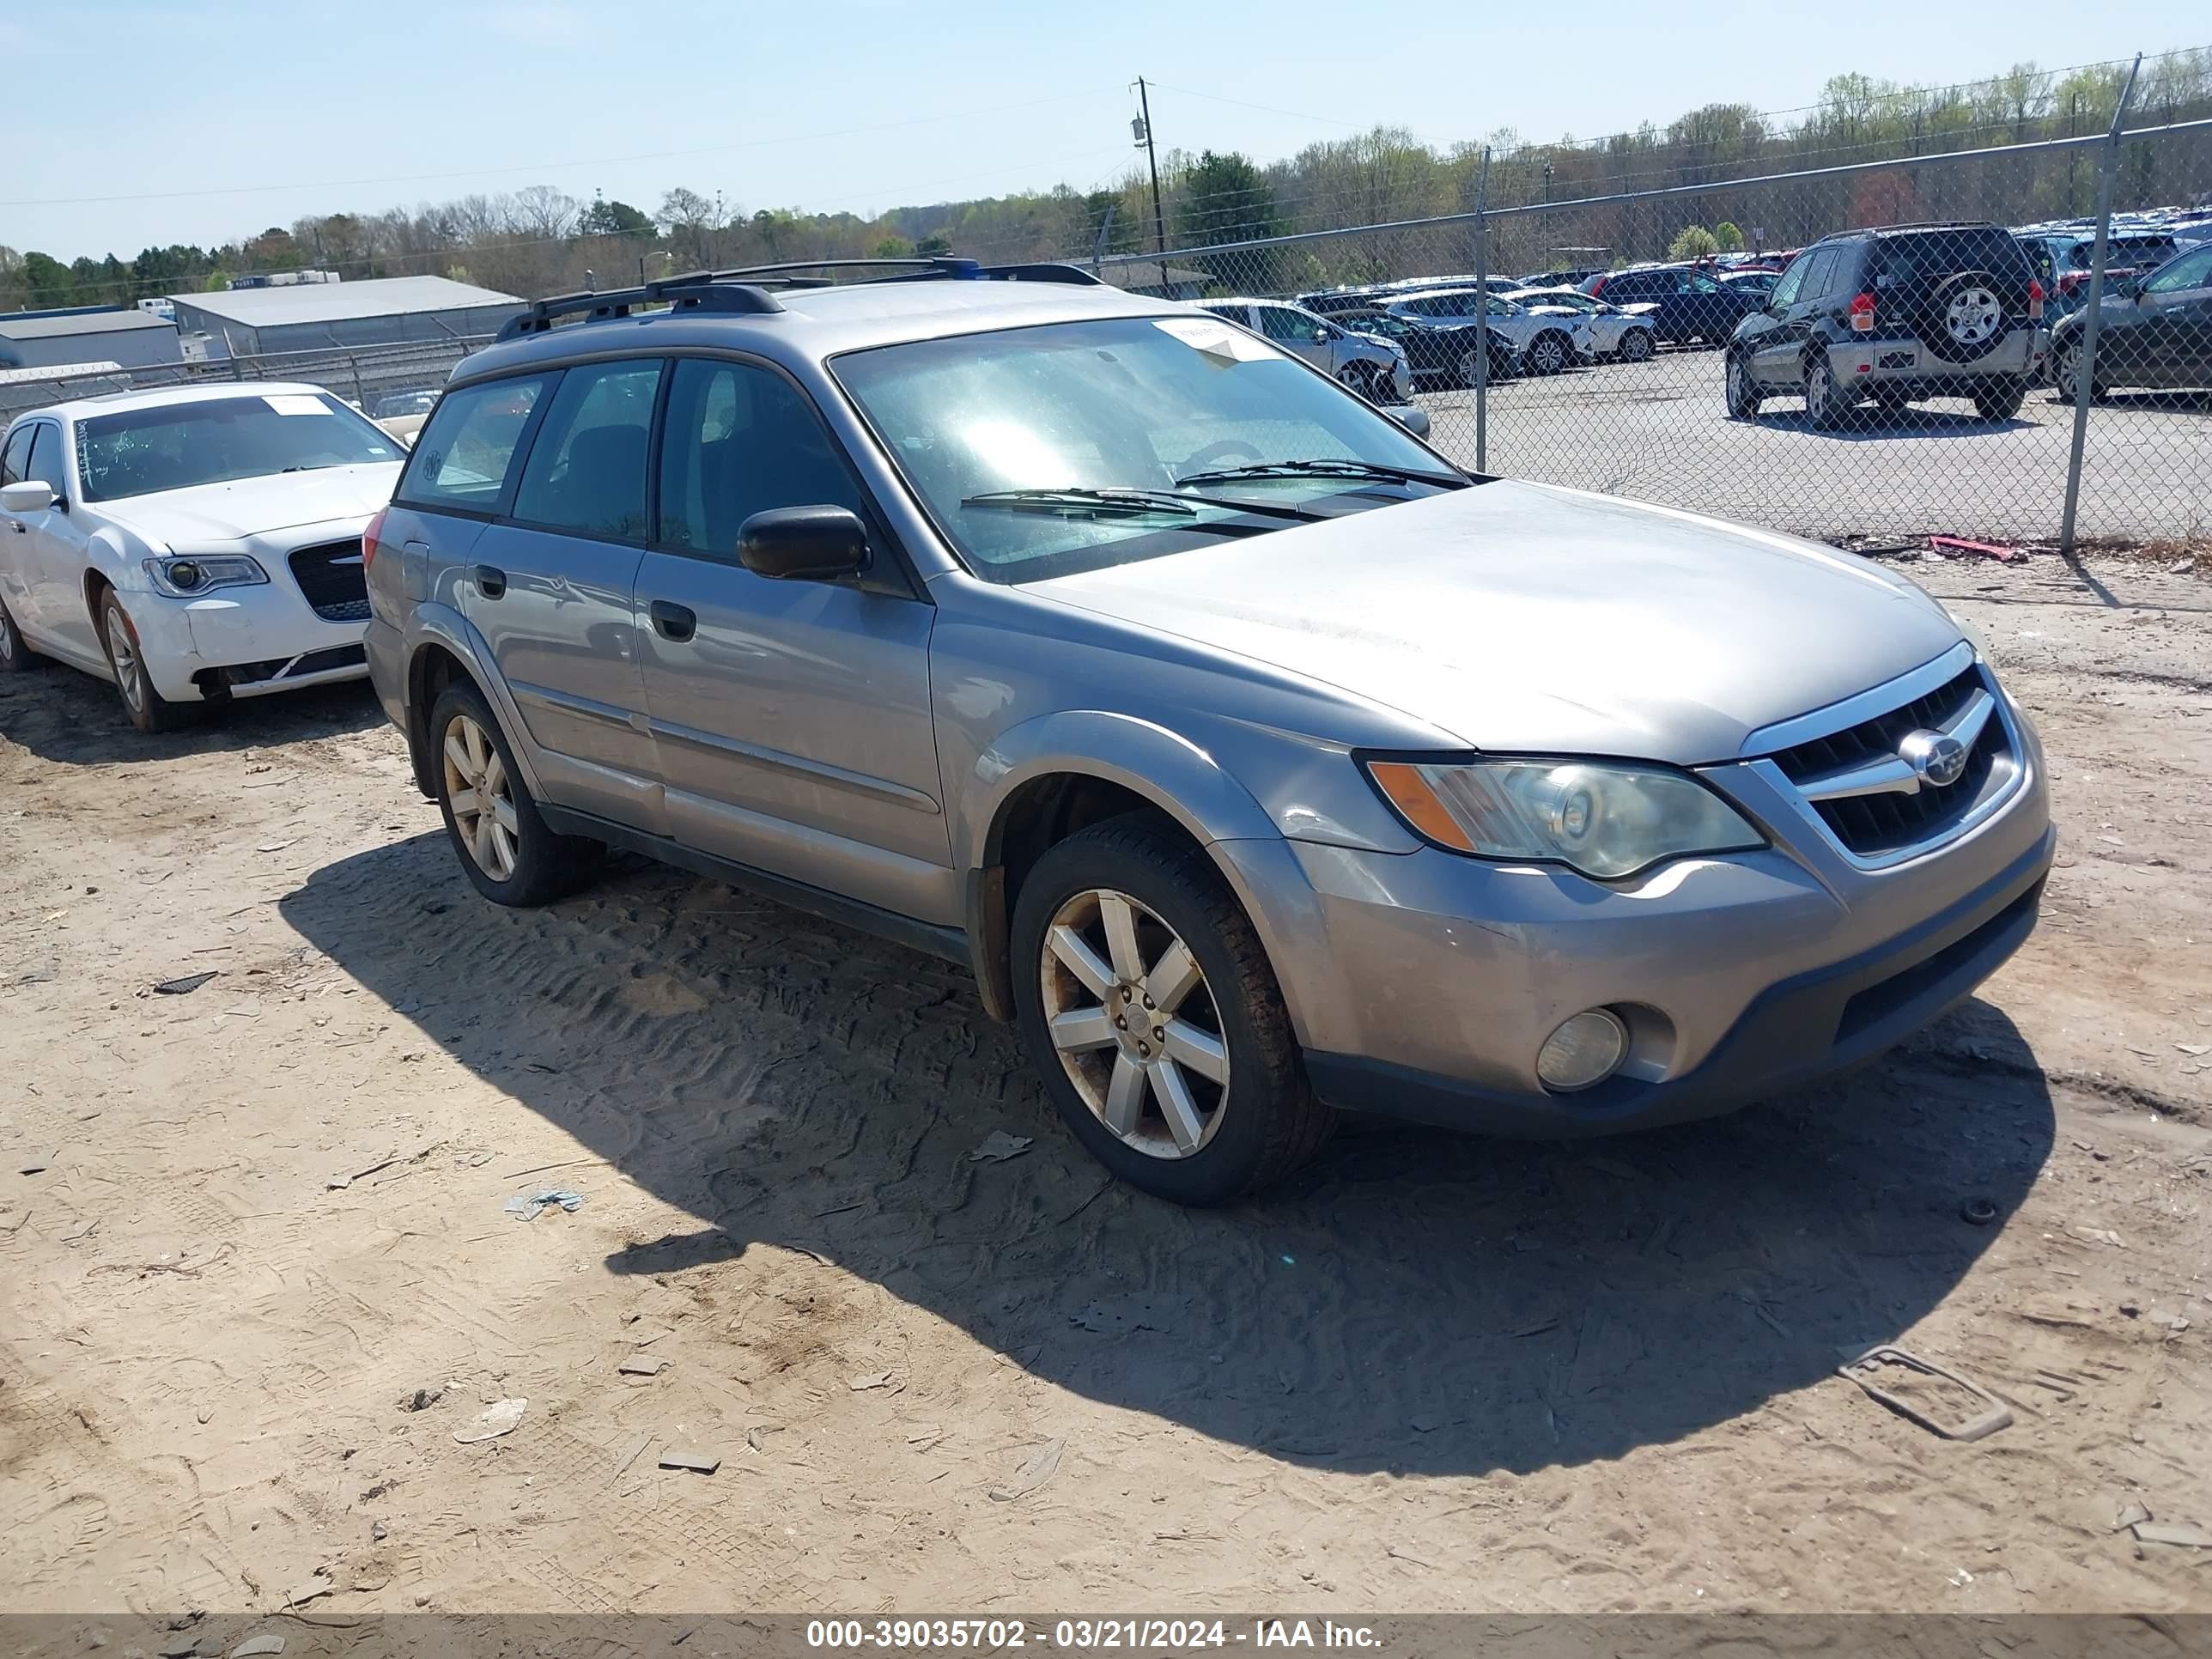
top-left (0, 307), bottom-right (183, 371)
top-left (167, 276), bottom-right (523, 360)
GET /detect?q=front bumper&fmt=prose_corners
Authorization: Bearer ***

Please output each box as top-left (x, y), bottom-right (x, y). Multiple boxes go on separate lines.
top-left (129, 582), bottom-right (368, 702)
top-left (1213, 717), bottom-right (2052, 1137)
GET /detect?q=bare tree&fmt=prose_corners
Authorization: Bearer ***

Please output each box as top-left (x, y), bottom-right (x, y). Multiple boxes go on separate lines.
top-left (510, 185), bottom-right (580, 243)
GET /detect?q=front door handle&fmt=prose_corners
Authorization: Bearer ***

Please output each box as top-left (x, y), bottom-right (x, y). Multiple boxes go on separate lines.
top-left (7, 521), bottom-right (23, 533)
top-left (649, 600), bottom-right (696, 643)
top-left (473, 564), bottom-right (507, 599)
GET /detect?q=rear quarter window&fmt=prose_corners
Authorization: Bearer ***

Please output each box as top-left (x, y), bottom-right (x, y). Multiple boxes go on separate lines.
top-left (396, 374), bottom-right (552, 514)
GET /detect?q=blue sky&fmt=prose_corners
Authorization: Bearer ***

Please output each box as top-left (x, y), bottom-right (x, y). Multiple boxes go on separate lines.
top-left (3, 0), bottom-right (2205, 264)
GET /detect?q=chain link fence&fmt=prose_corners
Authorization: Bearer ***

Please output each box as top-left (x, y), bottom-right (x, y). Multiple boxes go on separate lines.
top-left (1090, 112), bottom-right (2212, 548)
top-left (0, 335), bottom-right (485, 424)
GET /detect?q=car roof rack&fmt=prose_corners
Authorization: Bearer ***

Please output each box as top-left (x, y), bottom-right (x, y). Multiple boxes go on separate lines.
top-left (496, 257), bottom-right (1104, 342)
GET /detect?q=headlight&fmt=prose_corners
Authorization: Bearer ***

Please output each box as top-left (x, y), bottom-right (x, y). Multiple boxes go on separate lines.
top-left (1364, 758), bottom-right (1765, 879)
top-left (143, 555), bottom-right (268, 598)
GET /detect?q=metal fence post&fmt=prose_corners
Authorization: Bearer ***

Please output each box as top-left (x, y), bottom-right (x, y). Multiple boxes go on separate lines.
top-left (2060, 54), bottom-right (2142, 556)
top-left (1472, 147), bottom-right (1491, 475)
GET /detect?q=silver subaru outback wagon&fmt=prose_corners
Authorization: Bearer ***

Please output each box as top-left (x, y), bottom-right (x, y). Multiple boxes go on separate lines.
top-left (363, 258), bottom-right (2053, 1206)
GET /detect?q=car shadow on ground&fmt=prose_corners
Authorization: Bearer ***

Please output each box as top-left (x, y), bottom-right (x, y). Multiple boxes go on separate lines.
top-left (281, 831), bottom-right (2054, 1480)
top-left (0, 661), bottom-right (382, 766)
top-left (1750, 405), bottom-right (2036, 440)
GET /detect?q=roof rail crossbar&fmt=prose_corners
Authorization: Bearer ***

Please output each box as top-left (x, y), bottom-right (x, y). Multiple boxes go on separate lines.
top-left (497, 279), bottom-right (785, 340)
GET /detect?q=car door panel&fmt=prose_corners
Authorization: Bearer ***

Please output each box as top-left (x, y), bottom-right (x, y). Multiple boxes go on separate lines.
top-left (464, 358), bottom-right (668, 833)
top-left (0, 425), bottom-right (37, 630)
top-left (17, 422), bottom-right (100, 659)
top-left (636, 356), bottom-right (954, 927)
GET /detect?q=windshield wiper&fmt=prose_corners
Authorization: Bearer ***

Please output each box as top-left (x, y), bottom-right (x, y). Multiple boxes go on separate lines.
top-left (1175, 458), bottom-right (1468, 489)
top-left (960, 486), bottom-right (1324, 523)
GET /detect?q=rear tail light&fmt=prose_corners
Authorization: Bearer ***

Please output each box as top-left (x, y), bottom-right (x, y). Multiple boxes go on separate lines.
top-left (362, 506), bottom-right (389, 575)
top-left (2028, 279), bottom-right (2045, 320)
top-left (1589, 276), bottom-right (1607, 297)
top-left (2058, 270), bottom-right (2087, 296)
top-left (1848, 292), bottom-right (1876, 332)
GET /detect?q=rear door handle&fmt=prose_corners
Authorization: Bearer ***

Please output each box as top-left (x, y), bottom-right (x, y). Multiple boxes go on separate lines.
top-left (649, 600), bottom-right (696, 643)
top-left (473, 564), bottom-right (506, 599)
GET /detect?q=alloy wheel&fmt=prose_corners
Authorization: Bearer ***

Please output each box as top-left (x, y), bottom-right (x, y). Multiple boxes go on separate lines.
top-left (105, 606), bottom-right (145, 714)
top-left (0, 605), bottom-right (18, 668)
top-left (1944, 285), bottom-right (2003, 349)
top-left (442, 713), bottom-right (520, 882)
top-left (1531, 336), bottom-right (1566, 374)
top-left (1038, 887), bottom-right (1231, 1160)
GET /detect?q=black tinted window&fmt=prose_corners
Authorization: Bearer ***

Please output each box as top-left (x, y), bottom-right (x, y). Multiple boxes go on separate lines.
top-left (23, 423), bottom-right (60, 496)
top-left (0, 426), bottom-right (30, 486)
top-left (513, 359), bottom-right (661, 540)
top-left (655, 359), bottom-right (865, 557)
top-left (1873, 229), bottom-right (2029, 288)
top-left (399, 375), bottom-right (549, 512)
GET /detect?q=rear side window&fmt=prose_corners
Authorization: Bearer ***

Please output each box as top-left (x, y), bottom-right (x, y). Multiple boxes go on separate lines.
top-left (512, 359), bottom-right (662, 540)
top-left (399, 375), bottom-right (550, 513)
top-left (655, 359), bottom-right (867, 558)
top-left (22, 423), bottom-right (61, 496)
top-left (0, 425), bottom-right (29, 486)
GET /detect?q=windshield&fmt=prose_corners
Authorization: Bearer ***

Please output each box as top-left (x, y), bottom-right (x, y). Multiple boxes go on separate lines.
top-left (77, 392), bottom-right (398, 503)
top-left (833, 315), bottom-right (1464, 582)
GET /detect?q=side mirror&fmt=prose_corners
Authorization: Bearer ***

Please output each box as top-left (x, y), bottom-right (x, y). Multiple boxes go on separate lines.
top-left (1387, 405), bottom-right (1431, 437)
top-left (737, 505), bottom-right (869, 581)
top-left (1312, 325), bottom-right (1333, 342)
top-left (0, 480), bottom-right (57, 513)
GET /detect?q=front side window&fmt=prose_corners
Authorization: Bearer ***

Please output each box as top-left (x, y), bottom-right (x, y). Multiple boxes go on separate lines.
top-left (0, 425), bottom-right (30, 486)
top-left (833, 315), bottom-right (1464, 583)
top-left (22, 424), bottom-right (61, 498)
top-left (656, 358), bottom-right (866, 556)
top-left (398, 374), bottom-right (550, 513)
top-left (75, 394), bottom-right (398, 504)
top-left (1255, 306), bottom-right (1316, 343)
top-left (2143, 245), bottom-right (2212, 295)
top-left (1767, 254), bottom-right (1809, 310)
top-left (512, 359), bottom-right (662, 540)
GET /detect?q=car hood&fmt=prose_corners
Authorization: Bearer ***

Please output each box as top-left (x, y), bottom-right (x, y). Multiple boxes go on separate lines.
top-left (1616, 301), bottom-right (1659, 318)
top-left (1028, 481), bottom-right (1963, 764)
top-left (94, 463), bottom-right (402, 548)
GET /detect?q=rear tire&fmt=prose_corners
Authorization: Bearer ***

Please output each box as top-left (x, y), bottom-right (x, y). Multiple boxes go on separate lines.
top-left (97, 590), bottom-right (194, 733)
top-left (0, 592), bottom-right (44, 674)
top-left (1802, 354), bottom-right (1853, 430)
top-left (429, 682), bottom-right (603, 907)
top-left (1973, 380), bottom-right (2027, 422)
top-left (1011, 815), bottom-right (1332, 1206)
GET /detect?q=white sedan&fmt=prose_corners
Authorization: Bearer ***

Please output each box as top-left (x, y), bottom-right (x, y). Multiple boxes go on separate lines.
top-left (1502, 286), bottom-right (1661, 363)
top-left (0, 383), bottom-right (404, 732)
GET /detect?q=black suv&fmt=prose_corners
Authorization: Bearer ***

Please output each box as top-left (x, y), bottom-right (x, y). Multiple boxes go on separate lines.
top-left (1725, 222), bottom-right (2044, 428)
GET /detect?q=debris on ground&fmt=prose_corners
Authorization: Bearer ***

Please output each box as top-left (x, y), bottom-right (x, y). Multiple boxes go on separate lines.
top-left (659, 1450), bottom-right (720, 1474)
top-left (849, 1370), bottom-right (896, 1391)
top-left (398, 1385), bottom-right (443, 1413)
top-left (503, 1188), bottom-right (585, 1220)
top-left (151, 972), bottom-right (218, 996)
top-left (611, 1431), bottom-right (653, 1482)
top-left (15, 1148), bottom-right (58, 1176)
top-left (328, 1152), bottom-right (397, 1191)
top-left (2069, 1224), bottom-right (2125, 1248)
top-left (1959, 1196), bottom-right (1999, 1225)
top-left (2133, 1521), bottom-right (2212, 1549)
top-left (988, 1437), bottom-right (1064, 1501)
top-left (283, 1571), bottom-right (335, 1607)
top-left (1838, 1346), bottom-right (2013, 1442)
top-left (617, 1358), bottom-right (669, 1377)
top-left (2115, 1499), bottom-right (2152, 1531)
top-left (452, 1396), bottom-right (526, 1443)
top-left (1928, 535), bottom-right (2021, 563)
top-left (968, 1131), bottom-right (1034, 1164)
top-left (229, 1635), bottom-right (288, 1658)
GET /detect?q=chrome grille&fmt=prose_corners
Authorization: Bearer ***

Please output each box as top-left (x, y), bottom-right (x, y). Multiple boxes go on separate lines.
top-left (1765, 665), bottom-right (2014, 860)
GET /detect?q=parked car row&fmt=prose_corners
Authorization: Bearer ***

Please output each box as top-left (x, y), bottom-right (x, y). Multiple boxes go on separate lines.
top-left (0, 256), bottom-right (2057, 1207)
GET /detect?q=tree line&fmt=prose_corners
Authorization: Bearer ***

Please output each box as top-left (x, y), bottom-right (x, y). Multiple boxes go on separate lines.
top-left (3, 51), bottom-right (2205, 317)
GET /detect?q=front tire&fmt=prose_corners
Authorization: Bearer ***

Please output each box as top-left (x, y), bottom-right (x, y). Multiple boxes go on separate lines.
top-left (1334, 362), bottom-right (1377, 402)
top-left (1526, 331), bottom-right (1572, 376)
top-left (1617, 327), bottom-right (1656, 364)
top-left (0, 592), bottom-right (45, 674)
top-left (429, 683), bottom-right (602, 907)
top-left (97, 590), bottom-right (193, 732)
top-left (1724, 352), bottom-right (1762, 420)
top-left (1011, 816), bottom-right (1331, 1206)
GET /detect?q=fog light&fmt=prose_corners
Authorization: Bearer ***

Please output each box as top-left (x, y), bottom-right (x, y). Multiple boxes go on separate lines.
top-left (1536, 1009), bottom-right (1627, 1092)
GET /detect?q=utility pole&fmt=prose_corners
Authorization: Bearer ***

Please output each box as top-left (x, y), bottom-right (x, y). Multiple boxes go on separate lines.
top-left (1133, 77), bottom-right (1169, 295)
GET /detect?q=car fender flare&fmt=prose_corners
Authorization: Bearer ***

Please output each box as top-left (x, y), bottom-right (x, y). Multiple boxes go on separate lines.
top-left (957, 710), bottom-right (1288, 1022)
top-left (403, 601), bottom-right (548, 803)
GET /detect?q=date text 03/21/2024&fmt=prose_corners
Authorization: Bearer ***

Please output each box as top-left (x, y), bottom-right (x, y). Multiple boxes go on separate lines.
top-left (804, 1619), bottom-right (1382, 1649)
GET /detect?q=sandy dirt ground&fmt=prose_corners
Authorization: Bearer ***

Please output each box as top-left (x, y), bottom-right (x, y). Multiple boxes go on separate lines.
top-left (1, 550), bottom-right (2208, 1624)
